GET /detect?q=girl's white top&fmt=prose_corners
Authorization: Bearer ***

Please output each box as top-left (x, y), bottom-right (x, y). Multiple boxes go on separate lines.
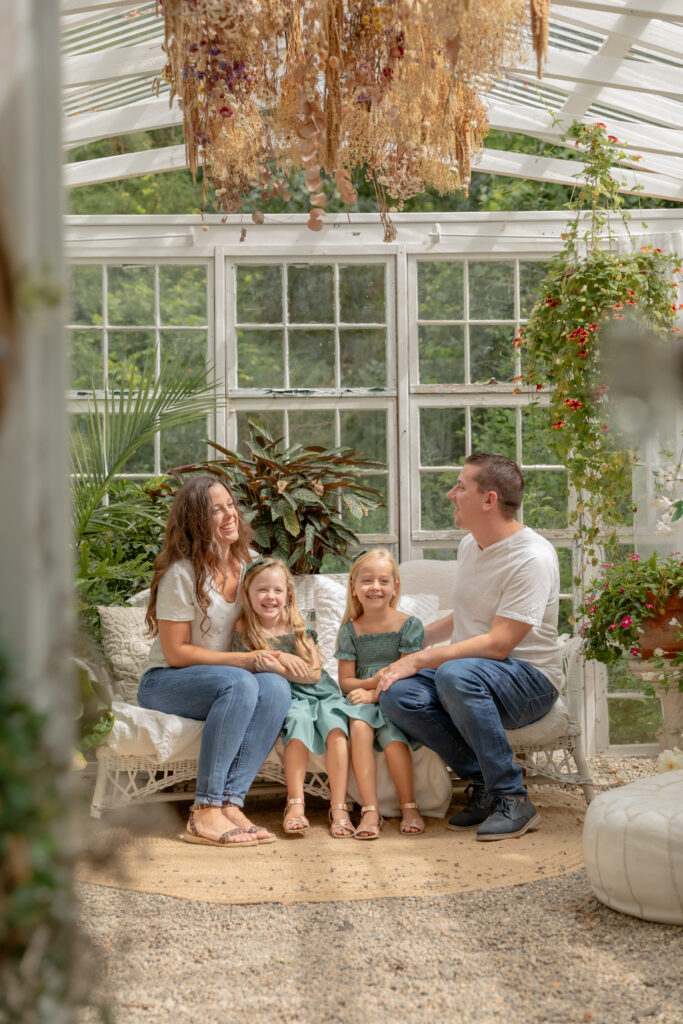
top-left (141, 558), bottom-right (245, 675)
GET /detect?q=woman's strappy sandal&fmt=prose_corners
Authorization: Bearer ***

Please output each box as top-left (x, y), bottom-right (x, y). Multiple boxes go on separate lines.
top-left (353, 804), bottom-right (383, 841)
top-left (282, 797), bottom-right (309, 836)
top-left (328, 802), bottom-right (355, 838)
top-left (183, 804), bottom-right (258, 848)
top-left (399, 801), bottom-right (425, 836)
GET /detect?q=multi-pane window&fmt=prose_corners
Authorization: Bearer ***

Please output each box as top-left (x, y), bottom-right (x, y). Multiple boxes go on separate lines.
top-left (68, 262), bottom-right (211, 474)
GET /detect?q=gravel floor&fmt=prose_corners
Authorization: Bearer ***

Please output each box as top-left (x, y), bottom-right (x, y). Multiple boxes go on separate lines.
top-left (77, 757), bottom-right (683, 1024)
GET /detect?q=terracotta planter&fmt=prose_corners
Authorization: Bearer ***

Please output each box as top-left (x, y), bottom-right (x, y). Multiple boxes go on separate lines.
top-left (637, 593), bottom-right (683, 660)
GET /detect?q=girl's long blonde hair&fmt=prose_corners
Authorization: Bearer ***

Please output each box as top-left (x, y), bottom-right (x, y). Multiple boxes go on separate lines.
top-left (240, 558), bottom-right (312, 663)
top-left (340, 549), bottom-right (401, 626)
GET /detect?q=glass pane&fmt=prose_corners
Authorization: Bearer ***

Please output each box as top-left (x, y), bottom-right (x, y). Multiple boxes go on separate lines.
top-left (288, 409), bottom-right (335, 449)
top-left (420, 472), bottom-right (456, 530)
top-left (107, 266), bottom-right (155, 325)
top-left (420, 408), bottom-right (465, 466)
top-left (236, 265), bottom-right (282, 323)
top-left (288, 265), bottom-right (333, 323)
top-left (418, 325), bottom-right (465, 385)
top-left (557, 547), bottom-right (573, 593)
top-left (418, 262), bottom-right (464, 320)
top-left (471, 407), bottom-right (516, 460)
top-left (523, 470), bottom-right (568, 529)
top-left (69, 266), bottom-right (102, 325)
top-left (339, 329), bottom-right (386, 386)
top-left (159, 266), bottom-right (207, 326)
top-left (237, 329), bottom-right (283, 387)
top-left (519, 261), bottom-right (548, 318)
top-left (469, 261), bottom-right (514, 320)
top-left (69, 329), bottom-right (102, 389)
top-left (289, 329), bottom-right (335, 388)
top-left (469, 325), bottom-right (516, 383)
top-left (558, 598), bottom-right (573, 636)
top-left (522, 406), bottom-right (558, 465)
top-left (161, 418), bottom-right (207, 470)
top-left (340, 409), bottom-right (387, 463)
top-left (236, 410), bottom-right (284, 451)
top-left (421, 548), bottom-right (458, 561)
top-left (161, 330), bottom-right (206, 375)
top-left (342, 473), bottom-right (388, 533)
top-left (126, 436), bottom-right (155, 475)
top-left (339, 265), bottom-right (385, 323)
top-left (609, 697), bottom-right (662, 745)
top-left (107, 330), bottom-right (155, 389)
top-left (607, 658), bottom-right (646, 695)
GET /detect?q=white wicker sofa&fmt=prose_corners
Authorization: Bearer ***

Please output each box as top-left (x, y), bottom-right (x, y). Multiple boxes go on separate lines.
top-left (90, 560), bottom-right (593, 817)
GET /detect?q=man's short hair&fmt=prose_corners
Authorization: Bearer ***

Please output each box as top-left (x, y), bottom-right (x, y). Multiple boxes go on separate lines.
top-left (465, 452), bottom-right (525, 520)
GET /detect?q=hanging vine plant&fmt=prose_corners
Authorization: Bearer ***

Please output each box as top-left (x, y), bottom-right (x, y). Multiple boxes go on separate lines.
top-left (517, 121), bottom-right (681, 584)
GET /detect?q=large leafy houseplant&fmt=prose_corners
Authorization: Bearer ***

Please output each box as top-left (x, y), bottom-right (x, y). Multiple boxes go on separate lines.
top-left (518, 122), bottom-right (681, 580)
top-left (171, 418), bottom-right (383, 573)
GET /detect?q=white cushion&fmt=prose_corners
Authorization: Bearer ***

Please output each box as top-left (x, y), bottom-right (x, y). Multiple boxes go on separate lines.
top-left (102, 700), bottom-right (202, 762)
top-left (98, 605), bottom-right (153, 703)
top-left (398, 559), bottom-right (457, 612)
top-left (505, 695), bottom-right (570, 747)
top-left (583, 770), bottom-right (683, 925)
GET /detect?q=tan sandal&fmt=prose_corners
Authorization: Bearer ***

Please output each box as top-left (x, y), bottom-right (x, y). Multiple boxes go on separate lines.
top-left (183, 804), bottom-right (258, 848)
top-left (399, 801), bottom-right (425, 836)
top-left (353, 804), bottom-right (383, 841)
top-left (283, 797), bottom-right (309, 836)
top-left (328, 802), bottom-right (354, 838)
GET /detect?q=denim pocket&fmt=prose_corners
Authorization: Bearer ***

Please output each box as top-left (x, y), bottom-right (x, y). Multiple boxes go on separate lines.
top-left (514, 688), bottom-right (558, 729)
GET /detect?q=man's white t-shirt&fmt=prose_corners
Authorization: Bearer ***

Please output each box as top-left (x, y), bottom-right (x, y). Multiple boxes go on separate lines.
top-left (451, 528), bottom-right (562, 689)
top-left (141, 559), bottom-right (245, 675)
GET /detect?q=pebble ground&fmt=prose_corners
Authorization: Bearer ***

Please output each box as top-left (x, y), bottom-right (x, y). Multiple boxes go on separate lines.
top-left (76, 757), bottom-right (683, 1024)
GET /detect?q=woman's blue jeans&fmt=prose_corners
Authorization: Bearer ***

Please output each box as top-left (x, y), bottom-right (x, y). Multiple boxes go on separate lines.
top-left (138, 666), bottom-right (291, 807)
top-left (379, 657), bottom-right (558, 796)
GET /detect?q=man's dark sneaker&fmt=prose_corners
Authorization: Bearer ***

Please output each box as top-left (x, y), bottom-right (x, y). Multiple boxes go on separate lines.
top-left (475, 794), bottom-right (540, 841)
top-left (446, 783), bottom-right (497, 830)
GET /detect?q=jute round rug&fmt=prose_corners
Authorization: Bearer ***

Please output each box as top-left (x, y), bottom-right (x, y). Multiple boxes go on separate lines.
top-left (77, 789), bottom-right (586, 905)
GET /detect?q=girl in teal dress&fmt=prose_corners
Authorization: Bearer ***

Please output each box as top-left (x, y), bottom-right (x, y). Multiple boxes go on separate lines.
top-left (231, 557), bottom-right (356, 839)
top-left (335, 549), bottom-right (425, 840)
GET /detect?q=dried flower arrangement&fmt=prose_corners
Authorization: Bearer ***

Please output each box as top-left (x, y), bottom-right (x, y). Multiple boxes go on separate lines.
top-left (160, 0), bottom-right (548, 239)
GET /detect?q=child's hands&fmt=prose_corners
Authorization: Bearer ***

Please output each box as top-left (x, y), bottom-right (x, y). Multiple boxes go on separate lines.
top-left (253, 651), bottom-right (282, 672)
top-left (346, 688), bottom-right (378, 705)
top-left (278, 652), bottom-right (313, 679)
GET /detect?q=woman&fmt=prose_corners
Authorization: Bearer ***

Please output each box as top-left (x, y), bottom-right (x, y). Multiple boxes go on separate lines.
top-left (138, 475), bottom-right (295, 847)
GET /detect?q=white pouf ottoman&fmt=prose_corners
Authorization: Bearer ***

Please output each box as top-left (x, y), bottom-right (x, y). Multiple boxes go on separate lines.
top-left (583, 770), bottom-right (683, 925)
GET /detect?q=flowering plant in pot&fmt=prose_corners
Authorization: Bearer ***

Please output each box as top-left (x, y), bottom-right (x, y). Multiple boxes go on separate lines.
top-left (579, 553), bottom-right (683, 748)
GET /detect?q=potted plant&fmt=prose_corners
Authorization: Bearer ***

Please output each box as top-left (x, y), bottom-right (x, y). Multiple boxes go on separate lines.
top-left (518, 121), bottom-right (681, 581)
top-left (579, 553), bottom-right (683, 749)
top-left (171, 417), bottom-right (383, 583)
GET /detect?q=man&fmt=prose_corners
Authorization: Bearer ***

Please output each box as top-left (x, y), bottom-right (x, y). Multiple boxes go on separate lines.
top-left (377, 452), bottom-right (561, 841)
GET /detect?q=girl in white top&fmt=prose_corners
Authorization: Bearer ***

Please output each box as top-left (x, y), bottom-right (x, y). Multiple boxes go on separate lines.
top-left (138, 476), bottom-right (293, 848)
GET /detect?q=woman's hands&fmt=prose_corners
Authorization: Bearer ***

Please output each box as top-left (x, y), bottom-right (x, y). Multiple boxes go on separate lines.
top-left (278, 651), bottom-right (313, 679)
top-left (252, 651), bottom-right (282, 672)
top-left (346, 687), bottom-right (378, 705)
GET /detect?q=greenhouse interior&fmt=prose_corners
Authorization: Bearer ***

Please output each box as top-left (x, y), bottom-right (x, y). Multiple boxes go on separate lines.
top-left (1, 1), bottom-right (682, 1022)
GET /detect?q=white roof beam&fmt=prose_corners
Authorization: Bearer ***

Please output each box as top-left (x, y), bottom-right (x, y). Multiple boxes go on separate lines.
top-left (535, 76), bottom-right (683, 128)
top-left (474, 148), bottom-right (683, 201)
top-left (548, 0), bottom-right (683, 21)
top-left (64, 144), bottom-right (188, 186)
top-left (504, 45), bottom-right (683, 98)
top-left (551, 5), bottom-right (683, 60)
top-left (61, 0), bottom-right (144, 13)
top-left (63, 96), bottom-right (180, 148)
top-left (63, 41), bottom-right (163, 88)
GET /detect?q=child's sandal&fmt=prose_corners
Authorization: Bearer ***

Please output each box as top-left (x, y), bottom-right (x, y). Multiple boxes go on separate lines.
top-left (283, 797), bottom-right (309, 836)
top-left (328, 802), bottom-right (354, 838)
top-left (353, 804), bottom-right (383, 841)
top-left (399, 801), bottom-right (425, 836)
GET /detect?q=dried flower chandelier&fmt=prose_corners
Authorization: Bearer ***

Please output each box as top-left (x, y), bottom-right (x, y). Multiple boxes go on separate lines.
top-left (161, 0), bottom-right (549, 239)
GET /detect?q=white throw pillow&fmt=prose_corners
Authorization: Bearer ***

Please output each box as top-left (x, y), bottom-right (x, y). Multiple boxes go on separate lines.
top-left (98, 605), bottom-right (154, 703)
top-left (397, 592), bottom-right (440, 627)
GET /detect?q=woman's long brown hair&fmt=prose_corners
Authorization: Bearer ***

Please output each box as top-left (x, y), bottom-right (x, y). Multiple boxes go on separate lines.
top-left (145, 476), bottom-right (254, 636)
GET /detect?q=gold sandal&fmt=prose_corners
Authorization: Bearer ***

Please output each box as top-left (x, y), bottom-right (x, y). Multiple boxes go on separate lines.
top-left (328, 802), bottom-right (355, 838)
top-left (283, 797), bottom-right (309, 836)
top-left (353, 804), bottom-right (383, 841)
top-left (183, 804), bottom-right (258, 848)
top-left (399, 801), bottom-right (425, 836)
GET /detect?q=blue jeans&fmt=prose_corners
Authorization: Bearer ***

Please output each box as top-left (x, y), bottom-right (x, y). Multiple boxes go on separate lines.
top-left (379, 657), bottom-right (558, 796)
top-left (138, 666), bottom-right (291, 807)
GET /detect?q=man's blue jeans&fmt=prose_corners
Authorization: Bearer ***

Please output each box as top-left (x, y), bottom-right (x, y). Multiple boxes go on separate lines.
top-left (379, 657), bottom-right (558, 795)
top-left (138, 665), bottom-right (291, 807)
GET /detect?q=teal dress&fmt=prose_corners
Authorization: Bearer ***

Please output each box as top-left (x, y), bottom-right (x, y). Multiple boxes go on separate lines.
top-left (334, 616), bottom-right (424, 751)
top-left (232, 629), bottom-right (355, 756)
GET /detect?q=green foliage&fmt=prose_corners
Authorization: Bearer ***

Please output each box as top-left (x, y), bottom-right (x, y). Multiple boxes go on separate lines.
top-left (519, 122), bottom-right (681, 577)
top-left (579, 553), bottom-right (683, 691)
top-left (171, 418), bottom-right (383, 573)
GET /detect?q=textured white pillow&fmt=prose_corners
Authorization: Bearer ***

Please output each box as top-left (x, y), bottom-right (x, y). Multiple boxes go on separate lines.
top-left (98, 605), bottom-right (153, 703)
top-left (397, 592), bottom-right (440, 626)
